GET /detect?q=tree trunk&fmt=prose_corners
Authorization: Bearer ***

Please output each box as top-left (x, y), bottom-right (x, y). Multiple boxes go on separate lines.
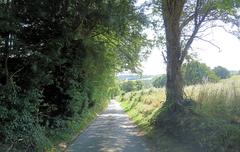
top-left (4, 36), bottom-right (9, 86)
top-left (162, 0), bottom-right (186, 108)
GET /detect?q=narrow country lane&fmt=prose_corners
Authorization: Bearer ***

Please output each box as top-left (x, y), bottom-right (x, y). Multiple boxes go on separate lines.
top-left (66, 100), bottom-right (154, 152)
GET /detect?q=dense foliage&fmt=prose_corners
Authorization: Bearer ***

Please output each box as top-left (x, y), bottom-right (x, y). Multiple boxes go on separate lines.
top-left (213, 66), bottom-right (230, 79)
top-left (152, 61), bottom-right (223, 88)
top-left (120, 80), bottom-right (143, 92)
top-left (152, 74), bottom-right (167, 88)
top-left (0, 0), bottom-right (149, 151)
top-left (182, 61), bottom-right (220, 85)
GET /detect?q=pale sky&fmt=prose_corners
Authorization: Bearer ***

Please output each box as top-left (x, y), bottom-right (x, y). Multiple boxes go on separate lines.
top-left (136, 0), bottom-right (240, 75)
top-left (141, 27), bottom-right (240, 75)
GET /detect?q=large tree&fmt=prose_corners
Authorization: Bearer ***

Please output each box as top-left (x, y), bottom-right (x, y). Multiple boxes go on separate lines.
top-left (161, 0), bottom-right (186, 107)
top-left (153, 0), bottom-right (239, 109)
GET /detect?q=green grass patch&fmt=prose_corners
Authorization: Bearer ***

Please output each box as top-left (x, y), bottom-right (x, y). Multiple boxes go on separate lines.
top-left (118, 76), bottom-right (240, 152)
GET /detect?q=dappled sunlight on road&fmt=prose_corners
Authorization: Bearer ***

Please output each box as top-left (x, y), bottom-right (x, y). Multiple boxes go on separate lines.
top-left (66, 100), bottom-right (152, 152)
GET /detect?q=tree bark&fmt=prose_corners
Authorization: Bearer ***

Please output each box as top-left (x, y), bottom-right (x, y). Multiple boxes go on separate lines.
top-left (4, 36), bottom-right (9, 86)
top-left (162, 0), bottom-right (186, 108)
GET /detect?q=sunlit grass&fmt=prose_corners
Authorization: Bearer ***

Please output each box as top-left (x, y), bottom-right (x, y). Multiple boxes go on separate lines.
top-left (186, 76), bottom-right (240, 121)
top-left (118, 75), bottom-right (240, 152)
top-left (118, 88), bottom-right (165, 130)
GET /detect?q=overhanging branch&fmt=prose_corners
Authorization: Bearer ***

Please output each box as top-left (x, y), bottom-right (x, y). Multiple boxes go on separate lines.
top-left (180, 1), bottom-right (213, 63)
top-left (195, 36), bottom-right (221, 51)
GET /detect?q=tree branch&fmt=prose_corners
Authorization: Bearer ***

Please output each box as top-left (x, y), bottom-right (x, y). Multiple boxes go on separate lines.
top-left (195, 36), bottom-right (221, 52)
top-left (180, 1), bottom-right (212, 63)
top-left (180, 14), bottom-right (195, 30)
top-left (162, 51), bottom-right (167, 63)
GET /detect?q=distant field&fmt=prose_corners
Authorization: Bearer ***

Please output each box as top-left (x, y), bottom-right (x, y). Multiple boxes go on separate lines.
top-left (118, 76), bottom-right (240, 152)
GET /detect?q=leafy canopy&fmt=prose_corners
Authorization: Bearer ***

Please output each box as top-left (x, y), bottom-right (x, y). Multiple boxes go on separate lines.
top-left (182, 60), bottom-right (220, 85)
top-left (0, 0), bottom-right (150, 151)
top-left (213, 66), bottom-right (230, 79)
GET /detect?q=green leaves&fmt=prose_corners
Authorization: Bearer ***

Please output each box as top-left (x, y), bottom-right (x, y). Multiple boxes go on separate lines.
top-left (213, 66), bottom-right (230, 79)
top-left (152, 74), bottom-right (167, 88)
top-left (0, 0), bottom-right (149, 150)
top-left (182, 61), bottom-right (220, 85)
top-left (216, 0), bottom-right (240, 10)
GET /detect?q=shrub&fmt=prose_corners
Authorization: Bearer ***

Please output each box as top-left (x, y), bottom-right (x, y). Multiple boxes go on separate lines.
top-left (152, 74), bottom-right (167, 88)
top-left (120, 80), bottom-right (143, 92)
top-left (182, 60), bottom-right (220, 85)
top-left (213, 66), bottom-right (230, 79)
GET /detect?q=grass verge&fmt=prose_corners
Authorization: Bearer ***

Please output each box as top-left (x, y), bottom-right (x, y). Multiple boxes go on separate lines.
top-left (117, 76), bottom-right (240, 152)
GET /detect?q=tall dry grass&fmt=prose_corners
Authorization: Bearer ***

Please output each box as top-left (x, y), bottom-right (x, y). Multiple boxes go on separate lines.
top-left (186, 76), bottom-right (240, 123)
